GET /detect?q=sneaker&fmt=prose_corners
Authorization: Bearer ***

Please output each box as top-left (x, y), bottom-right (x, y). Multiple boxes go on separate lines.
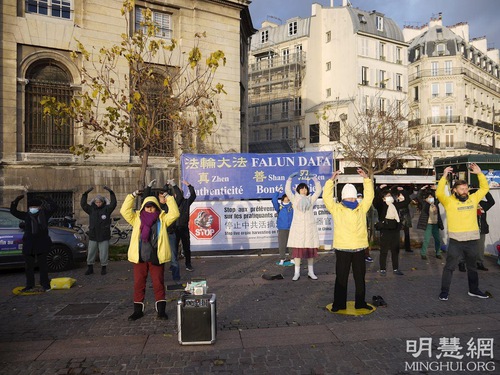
top-left (393, 269), bottom-right (404, 275)
top-left (439, 291), bottom-right (449, 301)
top-left (380, 270), bottom-right (386, 276)
top-left (21, 287), bottom-right (35, 293)
top-left (365, 256), bottom-right (374, 263)
top-left (468, 290), bottom-right (489, 299)
top-left (279, 259), bottom-right (285, 266)
top-left (421, 254), bottom-right (427, 260)
top-left (405, 249), bottom-right (414, 253)
top-left (436, 254), bottom-right (443, 259)
top-left (185, 266), bottom-right (194, 272)
top-left (289, 259), bottom-right (295, 264)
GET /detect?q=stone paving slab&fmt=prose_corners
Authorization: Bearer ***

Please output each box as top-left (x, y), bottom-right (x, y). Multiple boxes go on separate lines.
top-left (0, 247), bottom-right (499, 374)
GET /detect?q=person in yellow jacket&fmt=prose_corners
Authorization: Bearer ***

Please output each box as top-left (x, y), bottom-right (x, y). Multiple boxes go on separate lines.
top-left (120, 190), bottom-right (180, 321)
top-left (436, 163), bottom-right (489, 301)
top-left (323, 168), bottom-right (374, 312)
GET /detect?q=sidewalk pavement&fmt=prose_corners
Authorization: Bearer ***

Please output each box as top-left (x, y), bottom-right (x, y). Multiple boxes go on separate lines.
top-left (0, 246), bottom-right (499, 375)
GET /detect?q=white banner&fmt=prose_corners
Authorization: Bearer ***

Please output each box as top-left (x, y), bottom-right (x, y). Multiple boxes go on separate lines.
top-left (189, 199), bottom-right (333, 252)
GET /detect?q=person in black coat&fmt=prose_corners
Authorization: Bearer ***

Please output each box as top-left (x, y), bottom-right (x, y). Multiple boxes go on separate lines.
top-left (10, 194), bottom-right (57, 292)
top-left (393, 186), bottom-right (413, 253)
top-left (417, 187), bottom-right (444, 260)
top-left (374, 186), bottom-right (404, 276)
top-left (81, 186), bottom-right (117, 275)
top-left (168, 180), bottom-right (196, 272)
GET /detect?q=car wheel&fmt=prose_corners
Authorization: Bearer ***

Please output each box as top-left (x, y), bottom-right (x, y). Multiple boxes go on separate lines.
top-left (47, 245), bottom-right (73, 272)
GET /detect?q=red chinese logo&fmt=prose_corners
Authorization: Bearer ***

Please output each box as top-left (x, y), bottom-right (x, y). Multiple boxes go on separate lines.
top-left (189, 208), bottom-right (220, 240)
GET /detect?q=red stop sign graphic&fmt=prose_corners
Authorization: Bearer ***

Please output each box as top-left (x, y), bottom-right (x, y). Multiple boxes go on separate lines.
top-left (189, 207), bottom-right (220, 240)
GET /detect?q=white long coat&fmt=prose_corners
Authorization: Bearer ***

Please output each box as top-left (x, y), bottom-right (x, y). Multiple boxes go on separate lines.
top-left (285, 177), bottom-right (322, 249)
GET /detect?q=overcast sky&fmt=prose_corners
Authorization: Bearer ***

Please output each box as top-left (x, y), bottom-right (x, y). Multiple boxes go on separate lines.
top-left (249, 0), bottom-right (500, 49)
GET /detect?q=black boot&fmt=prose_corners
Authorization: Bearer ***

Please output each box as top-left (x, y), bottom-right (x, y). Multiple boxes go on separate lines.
top-left (85, 265), bottom-right (94, 275)
top-left (477, 263), bottom-right (488, 271)
top-left (155, 300), bottom-right (168, 320)
top-left (128, 302), bottom-right (144, 321)
top-left (101, 266), bottom-right (107, 275)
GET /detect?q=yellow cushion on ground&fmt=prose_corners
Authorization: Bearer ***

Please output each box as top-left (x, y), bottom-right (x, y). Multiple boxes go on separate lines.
top-left (12, 286), bottom-right (45, 295)
top-left (326, 301), bottom-right (376, 315)
top-left (50, 277), bottom-right (76, 289)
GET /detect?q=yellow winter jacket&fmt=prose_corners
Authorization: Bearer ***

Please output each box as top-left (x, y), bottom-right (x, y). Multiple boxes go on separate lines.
top-left (323, 178), bottom-right (374, 250)
top-left (436, 173), bottom-right (489, 241)
top-left (120, 194), bottom-right (180, 264)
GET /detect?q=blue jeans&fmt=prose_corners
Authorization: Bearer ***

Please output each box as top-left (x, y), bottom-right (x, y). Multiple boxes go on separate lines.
top-left (168, 233), bottom-right (180, 282)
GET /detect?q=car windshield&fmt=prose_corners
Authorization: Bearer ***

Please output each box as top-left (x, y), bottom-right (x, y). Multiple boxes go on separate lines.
top-left (0, 210), bottom-right (22, 228)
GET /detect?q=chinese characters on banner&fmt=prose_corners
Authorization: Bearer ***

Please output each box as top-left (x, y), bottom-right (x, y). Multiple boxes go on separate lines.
top-left (180, 152), bottom-right (336, 252)
top-left (181, 152), bottom-right (334, 200)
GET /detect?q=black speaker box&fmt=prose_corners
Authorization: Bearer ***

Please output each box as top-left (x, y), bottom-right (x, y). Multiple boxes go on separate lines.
top-left (177, 293), bottom-right (216, 345)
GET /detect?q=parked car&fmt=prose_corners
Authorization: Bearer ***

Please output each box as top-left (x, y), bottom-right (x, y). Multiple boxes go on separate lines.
top-left (0, 208), bottom-right (88, 272)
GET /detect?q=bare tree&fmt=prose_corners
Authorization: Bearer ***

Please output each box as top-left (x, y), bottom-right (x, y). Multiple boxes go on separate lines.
top-left (42, 0), bottom-right (226, 188)
top-left (316, 94), bottom-right (424, 179)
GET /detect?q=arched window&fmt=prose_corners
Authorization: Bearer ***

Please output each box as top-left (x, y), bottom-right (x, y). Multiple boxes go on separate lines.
top-left (133, 70), bottom-right (175, 157)
top-left (25, 61), bottom-right (73, 152)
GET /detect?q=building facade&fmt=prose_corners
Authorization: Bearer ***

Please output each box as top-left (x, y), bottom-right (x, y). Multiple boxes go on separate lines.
top-left (248, 2), bottom-right (408, 171)
top-left (248, 17), bottom-right (309, 153)
top-left (405, 15), bottom-right (500, 167)
top-left (0, 0), bottom-right (253, 219)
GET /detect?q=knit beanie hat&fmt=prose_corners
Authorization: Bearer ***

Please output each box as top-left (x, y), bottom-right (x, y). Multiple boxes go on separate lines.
top-left (341, 184), bottom-right (358, 200)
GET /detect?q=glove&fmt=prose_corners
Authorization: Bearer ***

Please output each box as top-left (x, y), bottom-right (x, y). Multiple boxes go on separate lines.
top-left (167, 179), bottom-right (176, 186)
top-left (162, 192), bottom-right (170, 198)
top-left (132, 190), bottom-right (140, 197)
top-left (147, 179), bottom-right (156, 187)
top-left (84, 187), bottom-right (94, 194)
top-left (288, 172), bottom-right (299, 179)
top-left (103, 186), bottom-right (111, 192)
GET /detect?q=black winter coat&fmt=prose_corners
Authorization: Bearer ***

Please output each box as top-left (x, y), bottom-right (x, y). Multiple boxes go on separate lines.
top-left (172, 184), bottom-right (196, 229)
top-left (478, 192), bottom-right (495, 234)
top-left (416, 190), bottom-right (444, 231)
top-left (81, 190), bottom-right (117, 241)
top-left (10, 197), bottom-right (57, 256)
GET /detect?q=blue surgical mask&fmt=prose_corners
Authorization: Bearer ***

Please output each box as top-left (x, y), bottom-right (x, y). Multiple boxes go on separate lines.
top-left (29, 208), bottom-right (39, 214)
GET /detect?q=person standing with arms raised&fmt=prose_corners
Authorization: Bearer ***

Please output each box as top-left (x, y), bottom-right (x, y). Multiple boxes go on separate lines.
top-left (436, 163), bottom-right (490, 301)
top-left (323, 168), bottom-right (374, 311)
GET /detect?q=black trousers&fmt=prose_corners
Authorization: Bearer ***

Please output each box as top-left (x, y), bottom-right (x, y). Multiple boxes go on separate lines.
top-left (175, 226), bottom-right (192, 268)
top-left (25, 253), bottom-right (50, 289)
top-left (332, 250), bottom-right (366, 309)
top-left (379, 230), bottom-right (400, 270)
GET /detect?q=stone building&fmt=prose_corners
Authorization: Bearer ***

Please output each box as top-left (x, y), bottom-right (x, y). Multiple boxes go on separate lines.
top-left (405, 14), bottom-right (500, 166)
top-left (248, 1), bottom-right (408, 172)
top-left (0, 0), bottom-right (253, 220)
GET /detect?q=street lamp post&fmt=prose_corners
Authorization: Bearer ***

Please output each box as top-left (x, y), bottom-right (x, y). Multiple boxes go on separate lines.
top-left (297, 137), bottom-right (306, 152)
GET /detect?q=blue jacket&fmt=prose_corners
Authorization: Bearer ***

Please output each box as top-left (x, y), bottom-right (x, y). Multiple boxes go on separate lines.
top-left (272, 192), bottom-right (293, 230)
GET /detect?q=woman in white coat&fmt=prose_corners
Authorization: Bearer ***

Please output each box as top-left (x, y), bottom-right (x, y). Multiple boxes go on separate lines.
top-left (285, 172), bottom-right (322, 281)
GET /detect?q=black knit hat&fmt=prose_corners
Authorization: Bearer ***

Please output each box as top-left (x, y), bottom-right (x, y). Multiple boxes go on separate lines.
top-left (28, 197), bottom-right (43, 207)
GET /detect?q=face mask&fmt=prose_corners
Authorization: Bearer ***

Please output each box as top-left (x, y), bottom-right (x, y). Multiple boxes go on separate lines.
top-left (29, 208), bottom-right (39, 214)
top-left (427, 198), bottom-right (435, 204)
top-left (385, 196), bottom-right (394, 204)
top-left (343, 200), bottom-right (359, 210)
